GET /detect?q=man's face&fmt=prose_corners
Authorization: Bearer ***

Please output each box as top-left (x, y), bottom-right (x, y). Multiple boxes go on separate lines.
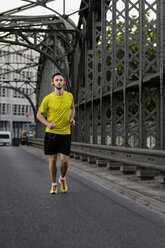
top-left (53, 75), bottom-right (64, 90)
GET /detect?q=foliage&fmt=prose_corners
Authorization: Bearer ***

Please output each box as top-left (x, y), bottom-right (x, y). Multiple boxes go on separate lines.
top-left (103, 12), bottom-right (157, 85)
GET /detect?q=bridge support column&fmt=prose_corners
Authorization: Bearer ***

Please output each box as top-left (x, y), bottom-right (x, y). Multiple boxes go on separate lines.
top-left (160, 0), bottom-right (165, 149)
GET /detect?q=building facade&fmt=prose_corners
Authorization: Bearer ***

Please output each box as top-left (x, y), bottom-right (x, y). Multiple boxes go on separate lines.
top-left (0, 44), bottom-right (39, 144)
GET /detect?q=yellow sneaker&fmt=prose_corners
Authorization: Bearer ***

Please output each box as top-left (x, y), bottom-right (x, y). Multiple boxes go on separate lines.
top-left (50, 184), bottom-right (57, 194)
top-left (59, 177), bottom-right (68, 192)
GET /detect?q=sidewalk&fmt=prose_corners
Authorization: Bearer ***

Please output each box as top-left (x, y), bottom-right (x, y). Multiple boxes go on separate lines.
top-left (21, 145), bottom-right (165, 214)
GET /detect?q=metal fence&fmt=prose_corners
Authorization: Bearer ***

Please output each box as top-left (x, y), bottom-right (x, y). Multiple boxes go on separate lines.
top-left (71, 0), bottom-right (165, 150)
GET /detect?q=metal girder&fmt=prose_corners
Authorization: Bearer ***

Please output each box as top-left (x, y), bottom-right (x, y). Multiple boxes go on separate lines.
top-left (72, 0), bottom-right (164, 150)
top-left (0, 0), bottom-right (88, 89)
top-left (0, 0), bottom-right (88, 123)
top-left (0, 44), bottom-right (39, 92)
top-left (0, 0), bottom-right (54, 17)
top-left (0, 14), bottom-right (77, 82)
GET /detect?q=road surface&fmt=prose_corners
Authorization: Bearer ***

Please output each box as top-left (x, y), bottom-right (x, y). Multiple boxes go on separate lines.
top-left (0, 146), bottom-right (165, 248)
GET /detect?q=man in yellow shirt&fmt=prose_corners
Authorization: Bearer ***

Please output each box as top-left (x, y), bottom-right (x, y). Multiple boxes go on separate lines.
top-left (37, 72), bottom-right (75, 194)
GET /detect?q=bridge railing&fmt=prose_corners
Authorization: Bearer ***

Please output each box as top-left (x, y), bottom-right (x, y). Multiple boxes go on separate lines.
top-left (28, 138), bottom-right (165, 173)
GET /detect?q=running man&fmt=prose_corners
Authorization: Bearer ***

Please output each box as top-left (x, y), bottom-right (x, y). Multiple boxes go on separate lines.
top-left (36, 72), bottom-right (75, 194)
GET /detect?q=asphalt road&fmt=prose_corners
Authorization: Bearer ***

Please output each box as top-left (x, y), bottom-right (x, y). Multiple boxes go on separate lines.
top-left (1, 146), bottom-right (165, 248)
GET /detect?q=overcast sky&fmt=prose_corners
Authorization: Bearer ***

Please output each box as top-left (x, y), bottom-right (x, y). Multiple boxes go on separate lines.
top-left (1, 0), bottom-right (81, 25)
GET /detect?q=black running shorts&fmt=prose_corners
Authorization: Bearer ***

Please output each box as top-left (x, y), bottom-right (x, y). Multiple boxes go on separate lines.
top-left (44, 132), bottom-right (71, 156)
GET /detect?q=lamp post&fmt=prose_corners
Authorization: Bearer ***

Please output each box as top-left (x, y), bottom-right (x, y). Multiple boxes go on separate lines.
top-left (25, 113), bottom-right (29, 140)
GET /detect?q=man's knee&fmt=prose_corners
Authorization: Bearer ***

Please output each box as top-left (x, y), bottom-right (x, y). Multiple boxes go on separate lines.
top-left (60, 154), bottom-right (69, 164)
top-left (49, 154), bottom-right (57, 162)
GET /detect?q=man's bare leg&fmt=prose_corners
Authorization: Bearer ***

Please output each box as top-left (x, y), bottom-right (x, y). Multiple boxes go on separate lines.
top-left (58, 153), bottom-right (69, 192)
top-left (59, 153), bottom-right (69, 178)
top-left (49, 154), bottom-right (57, 183)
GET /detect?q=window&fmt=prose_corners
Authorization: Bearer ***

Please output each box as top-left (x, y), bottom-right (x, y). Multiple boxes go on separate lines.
top-left (0, 68), bottom-right (8, 80)
top-left (12, 104), bottom-right (30, 116)
top-left (13, 89), bottom-right (25, 98)
top-left (2, 88), bottom-right (5, 96)
top-left (22, 105), bottom-right (25, 115)
top-left (25, 106), bottom-right (29, 116)
top-left (18, 105), bottom-right (21, 115)
top-left (2, 104), bottom-right (5, 114)
top-left (0, 87), bottom-right (8, 97)
top-left (0, 134), bottom-right (10, 139)
top-left (0, 103), bottom-right (7, 115)
top-left (13, 91), bottom-right (17, 98)
top-left (13, 104), bottom-right (17, 115)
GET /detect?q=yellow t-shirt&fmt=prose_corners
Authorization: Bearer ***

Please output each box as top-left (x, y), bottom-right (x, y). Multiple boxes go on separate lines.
top-left (39, 91), bottom-right (74, 134)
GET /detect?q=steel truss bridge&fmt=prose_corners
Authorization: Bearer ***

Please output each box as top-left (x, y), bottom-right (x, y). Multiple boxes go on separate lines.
top-left (0, 0), bottom-right (165, 155)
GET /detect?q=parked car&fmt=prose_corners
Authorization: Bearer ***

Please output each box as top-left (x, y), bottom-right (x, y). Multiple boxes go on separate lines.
top-left (0, 131), bottom-right (12, 146)
top-left (20, 123), bottom-right (36, 145)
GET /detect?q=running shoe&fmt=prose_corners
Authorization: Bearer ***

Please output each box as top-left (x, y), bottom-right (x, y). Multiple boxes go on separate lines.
top-left (50, 184), bottom-right (58, 194)
top-left (59, 177), bottom-right (68, 192)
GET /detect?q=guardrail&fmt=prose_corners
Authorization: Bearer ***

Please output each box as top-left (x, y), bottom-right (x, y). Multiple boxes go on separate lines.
top-left (29, 138), bottom-right (165, 173)
top-left (71, 142), bottom-right (165, 172)
top-left (28, 138), bottom-right (44, 148)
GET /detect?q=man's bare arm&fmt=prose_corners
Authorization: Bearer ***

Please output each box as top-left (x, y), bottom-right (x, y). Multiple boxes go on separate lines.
top-left (70, 107), bottom-right (75, 126)
top-left (36, 110), bottom-right (56, 129)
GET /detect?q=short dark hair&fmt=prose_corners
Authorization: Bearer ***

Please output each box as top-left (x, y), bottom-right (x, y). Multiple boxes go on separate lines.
top-left (52, 72), bottom-right (63, 80)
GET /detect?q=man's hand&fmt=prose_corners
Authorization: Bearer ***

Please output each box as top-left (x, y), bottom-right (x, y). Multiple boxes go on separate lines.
top-left (70, 119), bottom-right (75, 126)
top-left (47, 123), bottom-right (56, 129)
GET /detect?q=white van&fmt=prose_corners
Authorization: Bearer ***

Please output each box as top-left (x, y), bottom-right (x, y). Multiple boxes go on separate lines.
top-left (0, 131), bottom-right (12, 146)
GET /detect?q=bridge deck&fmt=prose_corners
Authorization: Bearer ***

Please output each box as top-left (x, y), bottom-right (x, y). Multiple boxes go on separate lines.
top-left (1, 146), bottom-right (165, 248)
top-left (24, 145), bottom-right (165, 213)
